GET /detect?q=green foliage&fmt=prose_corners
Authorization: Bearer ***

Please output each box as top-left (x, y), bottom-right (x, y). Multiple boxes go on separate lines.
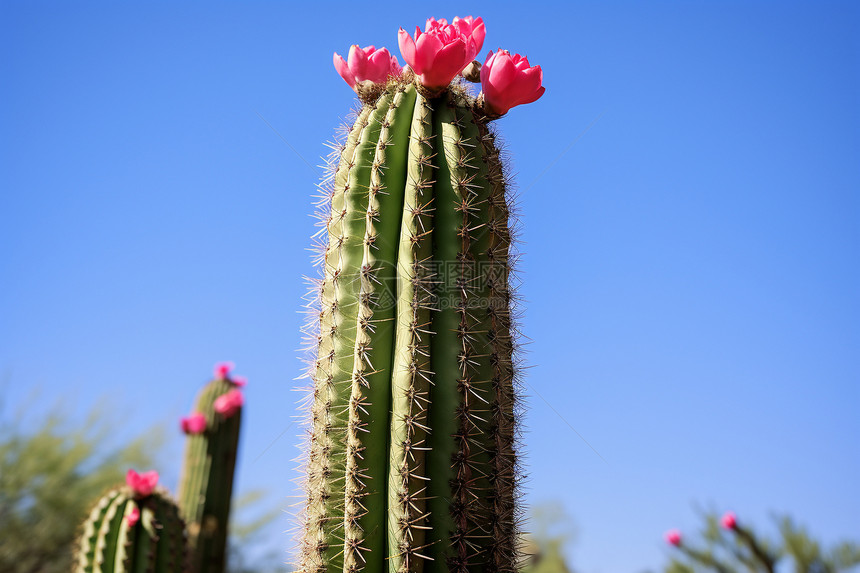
top-left (521, 541), bottom-right (572, 573)
top-left (663, 512), bottom-right (860, 573)
top-left (225, 489), bottom-right (285, 573)
top-left (0, 399), bottom-right (163, 573)
top-left (520, 504), bottom-right (576, 573)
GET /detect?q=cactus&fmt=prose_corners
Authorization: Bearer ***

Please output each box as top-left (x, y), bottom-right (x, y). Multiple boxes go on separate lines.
top-left (75, 471), bottom-right (186, 572)
top-left (299, 16), bottom-right (543, 573)
top-left (177, 363), bottom-right (244, 573)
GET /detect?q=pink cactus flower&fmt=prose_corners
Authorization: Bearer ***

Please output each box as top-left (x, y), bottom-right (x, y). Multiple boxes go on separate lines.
top-left (333, 45), bottom-right (402, 89)
top-left (126, 504), bottom-right (140, 527)
top-left (213, 389), bottom-right (244, 418)
top-left (480, 49), bottom-right (545, 116)
top-left (126, 469), bottom-right (158, 498)
top-left (721, 511), bottom-right (737, 530)
top-left (425, 16), bottom-right (485, 61)
top-left (231, 375), bottom-right (247, 387)
top-left (398, 16), bottom-right (481, 89)
top-left (214, 361), bottom-right (234, 380)
top-left (664, 529), bottom-right (682, 546)
top-left (180, 412), bottom-right (207, 435)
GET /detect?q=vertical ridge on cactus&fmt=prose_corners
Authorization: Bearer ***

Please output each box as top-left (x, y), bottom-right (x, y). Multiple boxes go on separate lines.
top-left (177, 367), bottom-right (244, 573)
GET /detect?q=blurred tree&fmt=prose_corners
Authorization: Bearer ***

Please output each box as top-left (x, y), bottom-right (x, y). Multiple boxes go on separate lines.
top-left (0, 399), bottom-right (163, 573)
top-left (662, 511), bottom-right (860, 573)
top-left (520, 503), bottom-right (577, 573)
top-left (226, 489), bottom-right (288, 573)
top-left (0, 392), bottom-right (284, 573)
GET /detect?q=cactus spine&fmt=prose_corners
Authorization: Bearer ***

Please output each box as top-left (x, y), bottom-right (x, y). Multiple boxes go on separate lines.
top-left (75, 486), bottom-right (187, 573)
top-left (299, 78), bottom-right (519, 573)
top-left (177, 370), bottom-right (243, 573)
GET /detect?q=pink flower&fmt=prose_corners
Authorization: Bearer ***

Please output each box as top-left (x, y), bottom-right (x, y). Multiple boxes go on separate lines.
top-left (214, 361), bottom-right (234, 380)
top-left (480, 50), bottom-right (545, 116)
top-left (126, 469), bottom-right (158, 498)
top-left (333, 45), bottom-right (401, 89)
top-left (180, 412), bottom-right (207, 435)
top-left (213, 389), bottom-right (243, 418)
top-left (231, 375), bottom-right (247, 387)
top-left (398, 16), bottom-right (482, 89)
top-left (126, 504), bottom-right (140, 527)
top-left (664, 529), bottom-right (682, 546)
top-left (721, 511), bottom-right (737, 530)
top-left (425, 16), bottom-right (485, 60)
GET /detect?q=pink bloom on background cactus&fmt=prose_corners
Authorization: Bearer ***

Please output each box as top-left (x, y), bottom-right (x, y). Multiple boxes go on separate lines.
top-left (398, 16), bottom-right (479, 89)
top-left (721, 511), bottom-right (737, 530)
top-left (481, 49), bottom-right (545, 116)
top-left (214, 389), bottom-right (243, 418)
top-left (231, 375), bottom-right (247, 387)
top-left (181, 412), bottom-right (207, 434)
top-left (665, 529), bottom-right (682, 546)
top-left (334, 45), bottom-right (402, 88)
top-left (126, 504), bottom-right (140, 527)
top-left (214, 361), bottom-right (234, 380)
top-left (126, 469), bottom-right (158, 498)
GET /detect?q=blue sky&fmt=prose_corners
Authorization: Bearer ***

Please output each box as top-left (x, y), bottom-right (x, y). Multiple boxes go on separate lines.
top-left (1, 1), bottom-right (858, 571)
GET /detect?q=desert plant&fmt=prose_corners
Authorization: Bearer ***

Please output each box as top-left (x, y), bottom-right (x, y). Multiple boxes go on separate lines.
top-left (74, 470), bottom-right (187, 572)
top-left (177, 362), bottom-right (245, 573)
top-left (663, 511), bottom-right (860, 573)
top-left (0, 398), bottom-right (162, 573)
top-left (298, 15), bottom-right (544, 573)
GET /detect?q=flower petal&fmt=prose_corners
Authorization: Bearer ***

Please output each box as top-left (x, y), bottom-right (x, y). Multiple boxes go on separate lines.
top-left (333, 52), bottom-right (356, 87)
top-left (414, 31), bottom-right (444, 75)
top-left (348, 45), bottom-right (368, 79)
top-left (398, 28), bottom-right (417, 70)
top-left (367, 48), bottom-right (392, 82)
top-left (422, 39), bottom-right (467, 87)
top-left (488, 51), bottom-right (517, 93)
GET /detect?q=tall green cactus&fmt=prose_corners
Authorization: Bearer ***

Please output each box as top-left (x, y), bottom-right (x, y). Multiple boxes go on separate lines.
top-left (177, 363), bottom-right (244, 573)
top-left (299, 77), bottom-right (521, 573)
top-left (75, 474), bottom-right (187, 573)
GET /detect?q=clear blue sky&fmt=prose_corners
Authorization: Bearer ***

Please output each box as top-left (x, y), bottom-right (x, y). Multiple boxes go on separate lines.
top-left (1, 1), bottom-right (858, 571)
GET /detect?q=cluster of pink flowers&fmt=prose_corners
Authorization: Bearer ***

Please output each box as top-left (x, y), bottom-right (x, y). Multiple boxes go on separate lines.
top-left (126, 468), bottom-right (158, 498)
top-left (214, 361), bottom-right (246, 387)
top-left (665, 511), bottom-right (739, 548)
top-left (333, 15), bottom-right (544, 116)
top-left (181, 412), bottom-right (207, 434)
top-left (180, 362), bottom-right (246, 434)
top-left (127, 504), bottom-right (140, 527)
top-left (125, 468), bottom-right (158, 526)
top-left (213, 389), bottom-right (243, 418)
top-left (397, 16), bottom-right (485, 90)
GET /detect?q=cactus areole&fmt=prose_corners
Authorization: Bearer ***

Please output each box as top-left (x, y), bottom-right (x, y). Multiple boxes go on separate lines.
top-left (300, 15), bottom-right (543, 573)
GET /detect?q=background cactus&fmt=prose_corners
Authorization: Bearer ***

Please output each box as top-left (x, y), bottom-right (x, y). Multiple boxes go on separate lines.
top-left (75, 473), bottom-right (186, 573)
top-left (177, 363), bottom-right (244, 573)
top-left (299, 19), bottom-right (537, 566)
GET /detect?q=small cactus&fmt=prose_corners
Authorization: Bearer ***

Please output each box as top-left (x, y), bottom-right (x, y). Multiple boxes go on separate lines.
top-left (298, 14), bottom-right (543, 573)
top-left (75, 470), bottom-right (187, 572)
top-left (177, 362), bottom-right (244, 573)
